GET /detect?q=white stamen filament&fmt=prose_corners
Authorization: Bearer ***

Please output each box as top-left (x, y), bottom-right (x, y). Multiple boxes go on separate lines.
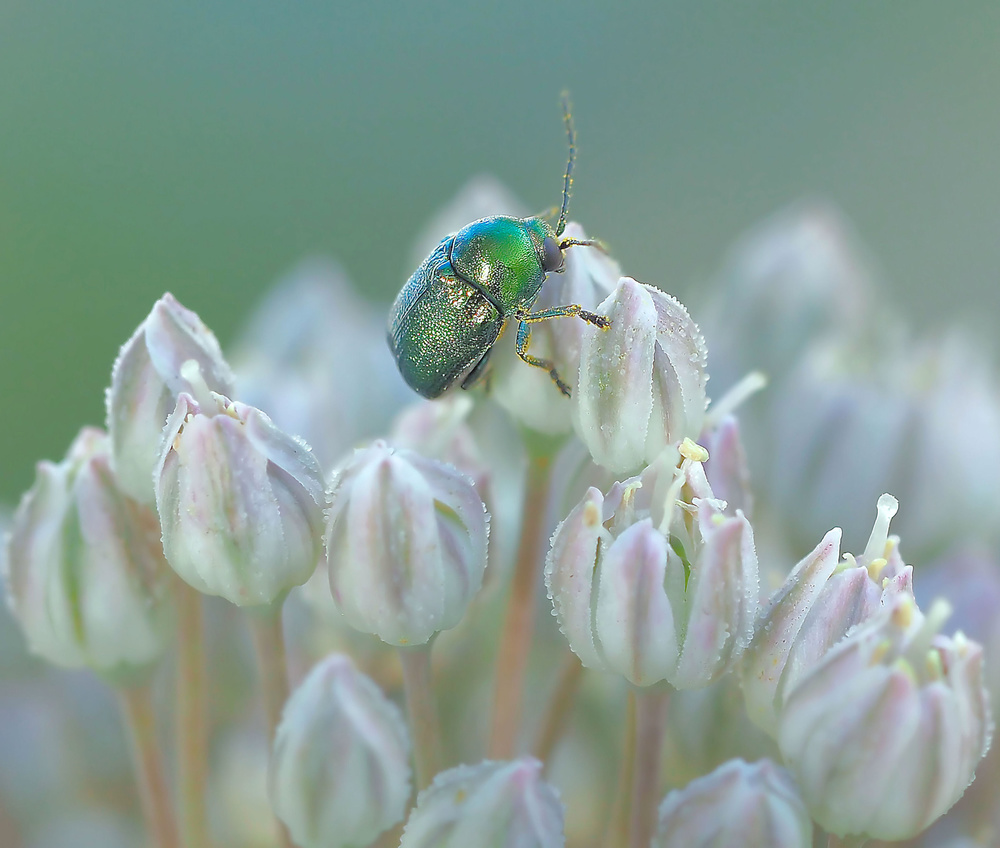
top-left (862, 493), bottom-right (899, 564)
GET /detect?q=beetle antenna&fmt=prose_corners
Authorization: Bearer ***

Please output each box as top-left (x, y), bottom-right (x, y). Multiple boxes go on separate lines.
top-left (555, 92), bottom-right (575, 238)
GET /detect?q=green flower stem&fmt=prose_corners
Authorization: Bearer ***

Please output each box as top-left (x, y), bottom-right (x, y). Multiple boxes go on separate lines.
top-left (533, 652), bottom-right (584, 770)
top-left (175, 581), bottom-right (210, 848)
top-left (488, 449), bottom-right (554, 758)
top-left (604, 689), bottom-right (637, 848)
top-left (399, 642), bottom-right (443, 790)
top-left (628, 686), bottom-right (670, 848)
top-left (118, 683), bottom-right (179, 848)
top-left (247, 601), bottom-right (294, 848)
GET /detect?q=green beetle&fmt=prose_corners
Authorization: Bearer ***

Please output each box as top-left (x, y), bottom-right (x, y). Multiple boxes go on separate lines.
top-left (387, 99), bottom-right (609, 400)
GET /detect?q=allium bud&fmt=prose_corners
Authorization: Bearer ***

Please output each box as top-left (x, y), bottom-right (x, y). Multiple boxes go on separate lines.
top-left (269, 654), bottom-right (411, 848)
top-left (490, 222), bottom-right (620, 435)
top-left (701, 414), bottom-right (753, 519)
top-left (574, 277), bottom-right (708, 474)
top-left (742, 494), bottom-right (914, 736)
top-left (107, 293), bottom-right (235, 504)
top-left (778, 595), bottom-right (992, 841)
top-left (325, 441), bottom-right (489, 646)
top-left (546, 443), bottom-right (758, 688)
top-left (399, 758), bottom-right (564, 848)
top-left (4, 428), bottom-right (173, 677)
top-left (653, 759), bottom-right (812, 848)
top-left (154, 381), bottom-right (326, 606)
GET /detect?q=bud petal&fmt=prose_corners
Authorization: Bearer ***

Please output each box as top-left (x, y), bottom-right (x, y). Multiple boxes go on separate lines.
top-left (269, 654), bottom-right (411, 848)
top-left (575, 278), bottom-right (708, 473)
top-left (107, 294), bottom-right (235, 504)
top-left (325, 441), bottom-right (488, 646)
top-left (399, 758), bottom-right (564, 848)
top-left (4, 428), bottom-right (173, 677)
top-left (779, 596), bottom-right (992, 840)
top-left (742, 495), bottom-right (915, 736)
top-left (654, 759), bottom-right (812, 848)
top-left (154, 393), bottom-right (326, 606)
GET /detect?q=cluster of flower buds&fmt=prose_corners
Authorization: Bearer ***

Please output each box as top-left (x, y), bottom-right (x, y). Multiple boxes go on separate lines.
top-left (546, 439), bottom-right (758, 688)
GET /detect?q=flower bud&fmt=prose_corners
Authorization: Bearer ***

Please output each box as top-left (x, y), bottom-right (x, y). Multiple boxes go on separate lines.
top-left (574, 277), bottom-right (708, 474)
top-left (778, 595), bottom-right (992, 841)
top-left (546, 444), bottom-right (758, 688)
top-left (269, 654), bottom-right (411, 848)
top-left (701, 414), bottom-right (754, 519)
top-left (325, 441), bottom-right (489, 646)
top-left (742, 494), bottom-right (914, 736)
top-left (154, 384), bottom-right (326, 606)
top-left (490, 222), bottom-right (620, 435)
top-left (653, 759), bottom-right (812, 848)
top-left (399, 757), bottom-right (564, 848)
top-left (107, 293), bottom-right (235, 504)
top-left (4, 428), bottom-right (173, 678)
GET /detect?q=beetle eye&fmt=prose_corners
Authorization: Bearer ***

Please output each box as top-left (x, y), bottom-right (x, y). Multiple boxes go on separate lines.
top-left (541, 236), bottom-right (564, 272)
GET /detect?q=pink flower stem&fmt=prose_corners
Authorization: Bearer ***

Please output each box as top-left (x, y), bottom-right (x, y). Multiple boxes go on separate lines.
top-left (118, 682), bottom-right (179, 848)
top-left (628, 686), bottom-right (670, 848)
top-left (175, 581), bottom-right (210, 848)
top-left (604, 689), bottom-right (638, 848)
top-left (488, 449), bottom-right (554, 758)
top-left (399, 643), bottom-right (443, 790)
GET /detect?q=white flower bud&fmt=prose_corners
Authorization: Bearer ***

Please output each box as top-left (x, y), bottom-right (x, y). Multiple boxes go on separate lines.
top-left (742, 494), bottom-right (914, 736)
top-left (654, 759), bottom-right (812, 848)
top-left (779, 595), bottom-right (992, 841)
top-left (154, 388), bottom-right (326, 606)
top-left (4, 428), bottom-right (173, 677)
top-left (399, 757), bottom-right (564, 848)
top-left (574, 277), bottom-right (708, 474)
top-left (269, 654), bottom-right (411, 848)
top-left (491, 222), bottom-right (620, 434)
top-left (702, 414), bottom-right (754, 518)
top-left (325, 441), bottom-right (489, 646)
top-left (107, 293), bottom-right (235, 504)
top-left (546, 445), bottom-right (758, 688)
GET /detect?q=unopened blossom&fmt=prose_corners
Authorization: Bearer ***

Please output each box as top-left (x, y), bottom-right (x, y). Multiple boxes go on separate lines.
top-left (701, 414), bottom-right (754, 518)
top-left (653, 759), bottom-right (812, 848)
top-left (107, 293), bottom-right (235, 504)
top-left (490, 222), bottom-right (621, 434)
top-left (4, 427), bottom-right (173, 678)
top-left (399, 758), bottom-right (564, 848)
top-left (779, 594), bottom-right (991, 841)
top-left (742, 493), bottom-right (914, 735)
top-left (325, 441), bottom-right (489, 646)
top-left (575, 277), bottom-right (708, 474)
top-left (154, 379), bottom-right (326, 607)
top-left (269, 654), bottom-right (411, 848)
top-left (546, 442), bottom-right (758, 688)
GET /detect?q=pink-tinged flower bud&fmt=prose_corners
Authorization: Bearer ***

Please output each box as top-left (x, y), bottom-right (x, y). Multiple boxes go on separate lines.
top-left (154, 385), bottom-right (326, 607)
top-left (491, 223), bottom-right (621, 435)
top-left (107, 293), bottom-right (235, 504)
top-left (575, 278), bottom-right (708, 474)
top-left (4, 428), bottom-right (173, 678)
top-left (399, 757), bottom-right (564, 848)
top-left (269, 654), bottom-right (411, 848)
top-left (778, 595), bottom-right (992, 841)
top-left (742, 494), bottom-right (914, 736)
top-left (325, 441), bottom-right (489, 646)
top-left (653, 759), bottom-right (812, 848)
top-left (701, 414), bottom-right (754, 519)
top-left (546, 444), bottom-right (758, 688)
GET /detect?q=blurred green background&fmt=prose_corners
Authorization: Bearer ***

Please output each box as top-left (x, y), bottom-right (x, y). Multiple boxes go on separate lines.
top-left (2, 2), bottom-right (999, 504)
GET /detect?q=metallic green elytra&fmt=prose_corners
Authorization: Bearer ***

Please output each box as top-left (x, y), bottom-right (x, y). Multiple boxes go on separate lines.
top-left (387, 97), bottom-right (610, 400)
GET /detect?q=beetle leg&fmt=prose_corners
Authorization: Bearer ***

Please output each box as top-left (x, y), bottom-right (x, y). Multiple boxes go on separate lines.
top-left (461, 347), bottom-right (493, 391)
top-left (515, 304), bottom-right (610, 330)
top-left (515, 320), bottom-right (572, 397)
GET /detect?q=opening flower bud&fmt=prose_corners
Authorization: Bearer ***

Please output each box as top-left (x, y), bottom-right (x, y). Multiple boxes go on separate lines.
top-left (4, 427), bottom-right (173, 680)
top-left (325, 441), bottom-right (489, 646)
top-left (106, 293), bottom-right (235, 504)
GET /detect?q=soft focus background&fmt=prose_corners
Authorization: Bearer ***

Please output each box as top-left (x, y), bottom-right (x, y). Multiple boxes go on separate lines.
top-left (2, 2), bottom-right (999, 502)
